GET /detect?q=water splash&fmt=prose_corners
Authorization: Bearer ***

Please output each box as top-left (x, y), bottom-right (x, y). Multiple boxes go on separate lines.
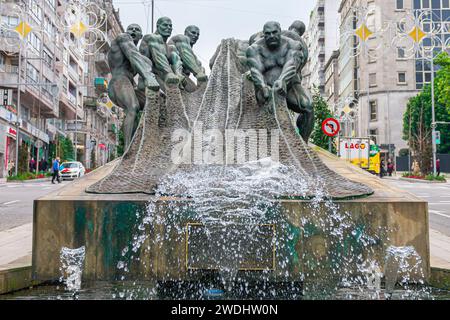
top-left (59, 246), bottom-right (86, 294)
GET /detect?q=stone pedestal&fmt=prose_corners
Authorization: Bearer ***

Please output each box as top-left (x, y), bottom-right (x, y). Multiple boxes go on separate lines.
top-left (32, 152), bottom-right (430, 284)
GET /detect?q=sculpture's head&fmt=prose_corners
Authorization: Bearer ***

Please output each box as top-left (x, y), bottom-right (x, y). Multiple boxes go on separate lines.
top-left (263, 21), bottom-right (282, 49)
top-left (185, 25), bottom-right (200, 46)
top-left (289, 20), bottom-right (306, 37)
top-left (156, 17), bottom-right (173, 39)
top-left (126, 24), bottom-right (143, 45)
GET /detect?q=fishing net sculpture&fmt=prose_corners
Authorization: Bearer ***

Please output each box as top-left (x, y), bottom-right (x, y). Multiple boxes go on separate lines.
top-left (87, 39), bottom-right (373, 199)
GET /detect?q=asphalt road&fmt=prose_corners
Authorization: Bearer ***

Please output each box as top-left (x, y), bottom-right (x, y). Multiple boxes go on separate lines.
top-left (0, 181), bottom-right (66, 232)
top-left (383, 178), bottom-right (450, 237)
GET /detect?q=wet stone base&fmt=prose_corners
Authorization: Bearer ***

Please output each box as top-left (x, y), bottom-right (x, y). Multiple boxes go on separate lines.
top-left (32, 196), bottom-right (430, 285)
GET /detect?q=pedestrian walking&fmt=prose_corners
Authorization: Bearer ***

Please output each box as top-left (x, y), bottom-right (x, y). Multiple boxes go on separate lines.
top-left (52, 157), bottom-right (61, 184)
top-left (436, 159), bottom-right (441, 177)
top-left (387, 159), bottom-right (394, 177)
top-left (29, 157), bottom-right (36, 173)
top-left (7, 160), bottom-right (14, 177)
top-left (39, 158), bottom-right (48, 173)
top-left (380, 159), bottom-right (386, 178)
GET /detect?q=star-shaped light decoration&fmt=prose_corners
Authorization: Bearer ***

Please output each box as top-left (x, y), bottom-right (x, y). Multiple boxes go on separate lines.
top-left (342, 105), bottom-right (352, 115)
top-left (408, 26), bottom-right (426, 43)
top-left (14, 21), bottom-right (32, 39)
top-left (70, 21), bottom-right (88, 39)
top-left (355, 24), bottom-right (373, 42)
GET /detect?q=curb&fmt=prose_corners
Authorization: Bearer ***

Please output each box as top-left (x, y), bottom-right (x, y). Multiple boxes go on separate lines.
top-left (430, 267), bottom-right (450, 291)
top-left (0, 265), bottom-right (40, 295)
top-left (399, 177), bottom-right (447, 184)
top-left (5, 178), bottom-right (52, 184)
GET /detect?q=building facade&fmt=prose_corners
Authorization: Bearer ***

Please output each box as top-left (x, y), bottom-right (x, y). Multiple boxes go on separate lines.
top-left (65, 0), bottom-right (123, 169)
top-left (337, 0), bottom-right (449, 158)
top-left (304, 0), bottom-right (340, 95)
top-left (0, 0), bottom-right (123, 177)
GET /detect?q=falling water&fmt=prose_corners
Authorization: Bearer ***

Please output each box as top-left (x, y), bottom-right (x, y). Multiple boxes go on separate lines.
top-left (59, 246), bottom-right (86, 294)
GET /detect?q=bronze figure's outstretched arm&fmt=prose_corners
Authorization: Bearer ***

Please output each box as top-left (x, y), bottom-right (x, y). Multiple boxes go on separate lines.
top-left (118, 34), bottom-right (159, 90)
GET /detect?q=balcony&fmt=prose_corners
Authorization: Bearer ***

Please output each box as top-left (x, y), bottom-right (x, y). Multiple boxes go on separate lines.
top-left (0, 64), bottom-right (19, 88)
top-left (66, 120), bottom-right (88, 133)
top-left (94, 53), bottom-right (110, 74)
top-left (0, 30), bottom-right (20, 53)
top-left (68, 93), bottom-right (77, 106)
top-left (68, 65), bottom-right (79, 82)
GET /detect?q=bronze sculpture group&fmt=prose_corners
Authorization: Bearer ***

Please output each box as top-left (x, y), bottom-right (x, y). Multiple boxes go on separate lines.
top-left (108, 18), bottom-right (313, 149)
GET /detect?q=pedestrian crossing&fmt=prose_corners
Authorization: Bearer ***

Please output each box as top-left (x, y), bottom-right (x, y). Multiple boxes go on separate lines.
top-left (1, 183), bottom-right (61, 189)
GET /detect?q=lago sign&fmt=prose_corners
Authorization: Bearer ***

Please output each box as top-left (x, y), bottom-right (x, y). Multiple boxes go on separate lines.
top-left (339, 137), bottom-right (370, 169)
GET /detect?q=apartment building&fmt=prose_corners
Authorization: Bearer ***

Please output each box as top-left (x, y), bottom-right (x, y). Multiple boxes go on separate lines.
top-left (0, 0), bottom-right (123, 176)
top-left (0, 0), bottom-right (86, 177)
top-left (337, 0), bottom-right (449, 158)
top-left (65, 0), bottom-right (123, 169)
top-left (304, 0), bottom-right (340, 95)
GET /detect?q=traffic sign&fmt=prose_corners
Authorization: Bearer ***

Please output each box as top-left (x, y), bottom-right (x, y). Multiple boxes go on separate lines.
top-left (322, 118), bottom-right (341, 137)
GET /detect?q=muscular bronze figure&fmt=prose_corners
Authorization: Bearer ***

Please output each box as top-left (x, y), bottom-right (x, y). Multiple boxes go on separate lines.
top-left (246, 21), bottom-right (314, 143)
top-left (108, 24), bottom-right (159, 149)
top-left (139, 17), bottom-right (183, 91)
top-left (168, 25), bottom-right (207, 85)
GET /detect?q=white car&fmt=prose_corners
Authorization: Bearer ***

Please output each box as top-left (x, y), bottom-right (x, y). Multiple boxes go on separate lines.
top-left (60, 162), bottom-right (86, 180)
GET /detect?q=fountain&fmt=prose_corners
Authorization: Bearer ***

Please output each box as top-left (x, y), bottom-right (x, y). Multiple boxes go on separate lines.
top-left (25, 26), bottom-right (436, 300)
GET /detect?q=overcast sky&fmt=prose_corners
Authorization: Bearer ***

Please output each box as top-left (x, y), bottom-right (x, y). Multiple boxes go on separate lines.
top-left (113, 0), bottom-right (316, 71)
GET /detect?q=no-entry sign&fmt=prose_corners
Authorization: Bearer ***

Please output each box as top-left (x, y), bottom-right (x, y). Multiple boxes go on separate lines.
top-left (322, 118), bottom-right (341, 137)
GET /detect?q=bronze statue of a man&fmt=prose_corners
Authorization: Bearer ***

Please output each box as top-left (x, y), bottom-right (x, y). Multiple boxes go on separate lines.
top-left (168, 25), bottom-right (207, 84)
top-left (108, 24), bottom-right (159, 149)
top-left (246, 21), bottom-right (314, 143)
top-left (139, 17), bottom-right (183, 90)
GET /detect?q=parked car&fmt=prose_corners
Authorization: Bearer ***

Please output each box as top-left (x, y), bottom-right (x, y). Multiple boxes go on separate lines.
top-left (60, 162), bottom-right (86, 180)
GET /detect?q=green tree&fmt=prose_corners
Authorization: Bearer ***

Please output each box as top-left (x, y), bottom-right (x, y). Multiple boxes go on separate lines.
top-left (310, 87), bottom-right (336, 152)
top-left (59, 137), bottom-right (75, 162)
top-left (18, 142), bottom-right (29, 174)
top-left (117, 126), bottom-right (125, 157)
top-left (90, 147), bottom-right (97, 169)
top-left (403, 53), bottom-right (450, 170)
top-left (434, 52), bottom-right (450, 108)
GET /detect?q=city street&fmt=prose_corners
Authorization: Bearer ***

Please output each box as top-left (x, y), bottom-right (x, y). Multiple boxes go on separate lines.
top-left (0, 181), bottom-right (66, 232)
top-left (384, 178), bottom-right (450, 237)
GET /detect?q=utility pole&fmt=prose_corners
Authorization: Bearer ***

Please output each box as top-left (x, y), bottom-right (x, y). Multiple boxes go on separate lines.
top-left (14, 48), bottom-right (22, 176)
top-left (151, 0), bottom-right (155, 33)
top-left (431, 57), bottom-right (437, 176)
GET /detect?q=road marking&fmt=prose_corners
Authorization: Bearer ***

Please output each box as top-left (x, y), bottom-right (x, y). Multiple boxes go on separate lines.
top-left (3, 200), bottom-right (20, 205)
top-left (430, 210), bottom-right (450, 219)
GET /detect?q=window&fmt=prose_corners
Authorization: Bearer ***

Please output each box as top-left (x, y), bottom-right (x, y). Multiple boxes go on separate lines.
top-left (1, 15), bottom-right (19, 27)
top-left (368, 50), bottom-right (377, 63)
top-left (43, 47), bottom-right (54, 68)
top-left (28, 0), bottom-right (42, 24)
top-left (369, 73), bottom-right (377, 87)
top-left (397, 47), bottom-right (406, 59)
top-left (28, 32), bottom-right (41, 52)
top-left (370, 129), bottom-right (378, 144)
top-left (396, 0), bottom-right (404, 9)
top-left (26, 62), bottom-right (39, 84)
top-left (370, 100), bottom-right (378, 122)
top-left (44, 16), bottom-right (55, 37)
top-left (398, 72), bottom-right (407, 84)
top-left (45, 0), bottom-right (56, 10)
